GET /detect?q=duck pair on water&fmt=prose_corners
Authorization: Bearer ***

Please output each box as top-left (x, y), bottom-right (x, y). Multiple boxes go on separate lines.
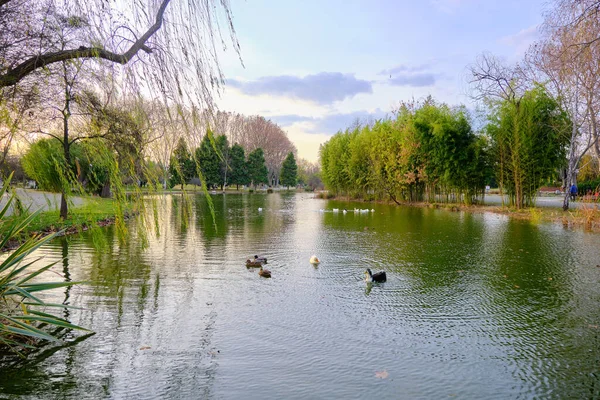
top-left (246, 255), bottom-right (267, 267)
top-left (245, 255), bottom-right (271, 277)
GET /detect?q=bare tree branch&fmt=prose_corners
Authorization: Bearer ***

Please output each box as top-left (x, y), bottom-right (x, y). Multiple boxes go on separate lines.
top-left (0, 0), bottom-right (170, 87)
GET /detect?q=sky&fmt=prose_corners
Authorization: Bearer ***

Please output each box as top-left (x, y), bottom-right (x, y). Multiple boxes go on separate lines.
top-left (215, 0), bottom-right (548, 162)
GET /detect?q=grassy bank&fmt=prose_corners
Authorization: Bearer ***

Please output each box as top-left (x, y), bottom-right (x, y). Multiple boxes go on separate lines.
top-left (2, 197), bottom-right (126, 250)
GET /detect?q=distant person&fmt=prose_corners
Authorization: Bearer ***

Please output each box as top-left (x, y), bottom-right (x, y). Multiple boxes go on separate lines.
top-left (570, 184), bottom-right (578, 201)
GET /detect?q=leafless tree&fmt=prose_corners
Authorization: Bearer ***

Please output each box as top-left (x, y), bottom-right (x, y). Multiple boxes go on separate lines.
top-left (469, 53), bottom-right (526, 104)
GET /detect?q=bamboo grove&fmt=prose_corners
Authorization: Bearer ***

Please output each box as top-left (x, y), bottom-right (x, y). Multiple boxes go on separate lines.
top-left (320, 99), bottom-right (488, 205)
top-left (320, 93), bottom-right (570, 208)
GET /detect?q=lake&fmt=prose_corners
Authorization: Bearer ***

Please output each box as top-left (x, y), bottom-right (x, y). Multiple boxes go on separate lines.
top-left (1, 192), bottom-right (599, 399)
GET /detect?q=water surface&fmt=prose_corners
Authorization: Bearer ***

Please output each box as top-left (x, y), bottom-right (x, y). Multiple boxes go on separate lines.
top-left (1, 193), bottom-right (599, 399)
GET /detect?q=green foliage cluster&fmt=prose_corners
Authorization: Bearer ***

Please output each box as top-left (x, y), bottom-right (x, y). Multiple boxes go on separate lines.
top-left (247, 148), bottom-right (268, 187)
top-left (168, 138), bottom-right (195, 189)
top-left (487, 86), bottom-right (570, 208)
top-left (280, 152), bottom-right (298, 189)
top-left (168, 132), bottom-right (268, 190)
top-left (320, 99), bottom-right (488, 204)
top-left (21, 138), bottom-right (116, 196)
top-left (577, 179), bottom-right (600, 196)
top-left (229, 144), bottom-right (249, 190)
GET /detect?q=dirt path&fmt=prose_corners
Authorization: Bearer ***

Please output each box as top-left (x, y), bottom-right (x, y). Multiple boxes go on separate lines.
top-left (0, 189), bottom-right (85, 216)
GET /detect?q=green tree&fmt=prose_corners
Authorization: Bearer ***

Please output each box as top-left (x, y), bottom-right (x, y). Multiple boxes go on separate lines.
top-left (229, 143), bottom-right (249, 190)
top-left (247, 148), bottom-right (268, 188)
top-left (194, 130), bottom-right (220, 189)
top-left (215, 134), bottom-right (230, 190)
top-left (22, 139), bottom-right (71, 193)
top-left (319, 98), bottom-right (488, 204)
top-left (486, 86), bottom-right (570, 208)
top-left (21, 138), bottom-right (115, 196)
top-left (169, 138), bottom-right (194, 189)
top-left (280, 152), bottom-right (298, 189)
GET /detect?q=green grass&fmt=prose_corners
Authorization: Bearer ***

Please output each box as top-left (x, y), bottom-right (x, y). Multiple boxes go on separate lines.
top-left (3, 197), bottom-right (125, 244)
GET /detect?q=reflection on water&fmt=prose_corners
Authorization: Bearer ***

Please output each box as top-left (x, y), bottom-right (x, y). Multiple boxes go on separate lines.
top-left (1, 193), bottom-right (599, 399)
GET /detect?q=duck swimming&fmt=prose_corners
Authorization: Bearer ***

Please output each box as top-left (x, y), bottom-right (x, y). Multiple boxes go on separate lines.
top-left (258, 266), bottom-right (271, 278)
top-left (365, 268), bottom-right (386, 283)
top-left (309, 255), bottom-right (320, 265)
top-left (246, 259), bottom-right (263, 267)
top-left (254, 255), bottom-right (268, 263)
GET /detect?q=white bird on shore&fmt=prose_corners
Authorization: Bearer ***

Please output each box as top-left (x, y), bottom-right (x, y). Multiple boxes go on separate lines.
top-left (258, 207), bottom-right (263, 212)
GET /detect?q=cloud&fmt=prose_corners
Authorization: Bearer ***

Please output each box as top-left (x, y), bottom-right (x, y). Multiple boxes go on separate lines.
top-left (378, 62), bottom-right (438, 87)
top-left (499, 25), bottom-right (539, 56)
top-left (227, 72), bottom-right (372, 104)
top-left (269, 109), bottom-right (389, 135)
top-left (379, 64), bottom-right (431, 76)
top-left (388, 73), bottom-right (437, 87)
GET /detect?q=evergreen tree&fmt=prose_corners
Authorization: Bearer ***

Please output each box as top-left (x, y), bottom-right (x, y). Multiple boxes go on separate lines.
top-left (194, 130), bottom-right (221, 189)
top-left (280, 152), bottom-right (298, 189)
top-left (229, 143), bottom-right (249, 190)
top-left (168, 138), bottom-right (194, 189)
top-left (247, 148), bottom-right (268, 188)
top-left (215, 134), bottom-right (230, 190)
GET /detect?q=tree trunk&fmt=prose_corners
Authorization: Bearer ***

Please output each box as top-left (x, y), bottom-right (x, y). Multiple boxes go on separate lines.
top-left (563, 88), bottom-right (580, 211)
top-left (60, 98), bottom-right (71, 220)
top-left (101, 180), bottom-right (111, 198)
top-left (60, 192), bottom-right (68, 220)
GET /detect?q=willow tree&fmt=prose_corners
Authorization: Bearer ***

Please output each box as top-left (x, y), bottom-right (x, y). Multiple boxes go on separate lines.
top-left (0, 0), bottom-right (240, 98)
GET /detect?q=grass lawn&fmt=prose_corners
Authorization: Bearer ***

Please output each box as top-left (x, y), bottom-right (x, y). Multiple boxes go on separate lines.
top-left (2, 196), bottom-right (127, 247)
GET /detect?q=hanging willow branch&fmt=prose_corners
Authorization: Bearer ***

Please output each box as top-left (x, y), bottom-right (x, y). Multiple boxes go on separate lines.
top-left (0, 0), bottom-right (170, 87)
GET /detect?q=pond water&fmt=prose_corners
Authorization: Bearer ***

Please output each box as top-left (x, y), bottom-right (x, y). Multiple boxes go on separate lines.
top-left (1, 193), bottom-right (599, 399)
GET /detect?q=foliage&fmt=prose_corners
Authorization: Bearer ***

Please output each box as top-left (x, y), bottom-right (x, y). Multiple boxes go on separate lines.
top-left (229, 144), bottom-right (249, 190)
top-left (247, 148), bottom-right (268, 187)
top-left (280, 152), bottom-right (298, 189)
top-left (297, 159), bottom-right (322, 190)
top-left (194, 130), bottom-right (221, 189)
top-left (20, 138), bottom-right (115, 196)
top-left (578, 179), bottom-right (600, 196)
top-left (486, 86), bottom-right (570, 208)
top-left (21, 139), bottom-right (70, 193)
top-left (215, 134), bottom-right (230, 190)
top-left (168, 138), bottom-right (194, 189)
top-left (319, 99), bottom-right (488, 204)
top-left (0, 176), bottom-right (89, 352)
top-left (577, 155), bottom-right (600, 183)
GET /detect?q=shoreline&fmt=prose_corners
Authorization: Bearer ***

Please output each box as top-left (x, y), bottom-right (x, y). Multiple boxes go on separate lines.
top-left (1, 197), bottom-right (129, 252)
top-left (316, 194), bottom-right (600, 232)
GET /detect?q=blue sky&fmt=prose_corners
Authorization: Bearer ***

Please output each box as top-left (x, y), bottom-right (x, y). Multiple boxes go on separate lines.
top-left (217, 0), bottom-right (547, 161)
